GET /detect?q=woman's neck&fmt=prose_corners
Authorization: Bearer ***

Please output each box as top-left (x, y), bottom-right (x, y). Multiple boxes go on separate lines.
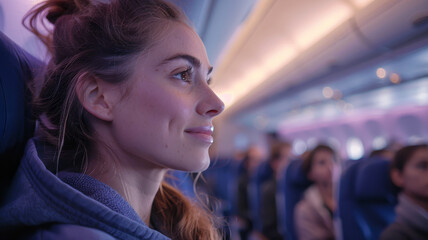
top-left (317, 183), bottom-right (335, 211)
top-left (405, 192), bottom-right (428, 213)
top-left (87, 150), bottom-right (166, 225)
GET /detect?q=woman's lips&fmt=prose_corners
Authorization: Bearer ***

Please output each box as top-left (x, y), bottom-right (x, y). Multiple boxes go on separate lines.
top-left (184, 126), bottom-right (214, 144)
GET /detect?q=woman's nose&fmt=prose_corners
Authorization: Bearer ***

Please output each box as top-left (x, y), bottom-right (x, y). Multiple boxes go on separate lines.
top-left (196, 87), bottom-right (225, 117)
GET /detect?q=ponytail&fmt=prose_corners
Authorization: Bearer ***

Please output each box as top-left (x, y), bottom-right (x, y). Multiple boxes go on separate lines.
top-left (151, 181), bottom-right (222, 239)
top-left (23, 0), bottom-right (90, 53)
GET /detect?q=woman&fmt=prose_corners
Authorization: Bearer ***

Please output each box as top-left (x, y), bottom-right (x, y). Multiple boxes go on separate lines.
top-left (0, 0), bottom-right (224, 239)
top-left (294, 144), bottom-right (339, 240)
top-left (380, 144), bottom-right (428, 240)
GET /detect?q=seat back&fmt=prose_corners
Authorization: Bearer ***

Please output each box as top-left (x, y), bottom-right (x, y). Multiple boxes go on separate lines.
top-left (337, 160), bottom-right (367, 240)
top-left (337, 158), bottom-right (398, 240)
top-left (165, 170), bottom-right (196, 198)
top-left (277, 160), bottom-right (312, 240)
top-left (0, 32), bottom-right (41, 193)
top-left (249, 160), bottom-right (273, 231)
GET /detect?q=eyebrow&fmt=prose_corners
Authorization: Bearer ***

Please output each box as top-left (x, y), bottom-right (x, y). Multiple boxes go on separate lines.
top-left (162, 54), bottom-right (213, 75)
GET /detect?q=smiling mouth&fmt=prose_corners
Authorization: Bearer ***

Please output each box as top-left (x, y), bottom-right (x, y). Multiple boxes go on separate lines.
top-left (184, 126), bottom-right (214, 144)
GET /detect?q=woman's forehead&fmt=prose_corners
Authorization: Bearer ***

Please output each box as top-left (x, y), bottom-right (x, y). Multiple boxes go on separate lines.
top-left (409, 148), bottom-right (428, 161)
top-left (146, 22), bottom-right (210, 69)
top-left (315, 150), bottom-right (333, 158)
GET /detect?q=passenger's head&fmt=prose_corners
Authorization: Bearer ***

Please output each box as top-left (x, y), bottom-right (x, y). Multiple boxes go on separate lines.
top-left (390, 144), bottom-right (428, 201)
top-left (242, 145), bottom-right (264, 173)
top-left (302, 144), bottom-right (337, 186)
top-left (268, 141), bottom-right (292, 175)
top-left (24, 0), bottom-right (224, 173)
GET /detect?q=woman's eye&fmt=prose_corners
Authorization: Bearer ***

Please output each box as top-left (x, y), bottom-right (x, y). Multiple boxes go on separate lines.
top-left (415, 160), bottom-right (428, 170)
top-left (173, 67), bottom-right (193, 83)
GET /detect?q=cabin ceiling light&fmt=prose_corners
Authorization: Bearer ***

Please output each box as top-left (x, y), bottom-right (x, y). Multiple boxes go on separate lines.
top-left (376, 67), bottom-right (387, 79)
top-left (351, 0), bottom-right (375, 8)
top-left (214, 0), bottom-right (375, 109)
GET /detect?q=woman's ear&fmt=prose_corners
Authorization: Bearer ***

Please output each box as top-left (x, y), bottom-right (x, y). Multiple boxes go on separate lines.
top-left (390, 169), bottom-right (404, 188)
top-left (76, 73), bottom-right (115, 122)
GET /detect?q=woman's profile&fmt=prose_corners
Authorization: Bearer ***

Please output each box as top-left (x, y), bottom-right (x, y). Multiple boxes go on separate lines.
top-left (0, 0), bottom-right (224, 239)
top-left (380, 144), bottom-right (428, 240)
top-left (294, 144), bottom-right (339, 240)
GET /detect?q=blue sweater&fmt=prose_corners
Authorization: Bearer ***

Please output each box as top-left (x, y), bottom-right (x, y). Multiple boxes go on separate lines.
top-left (0, 138), bottom-right (169, 240)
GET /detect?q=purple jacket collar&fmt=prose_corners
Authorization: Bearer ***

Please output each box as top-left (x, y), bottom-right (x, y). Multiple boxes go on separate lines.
top-left (0, 138), bottom-right (169, 240)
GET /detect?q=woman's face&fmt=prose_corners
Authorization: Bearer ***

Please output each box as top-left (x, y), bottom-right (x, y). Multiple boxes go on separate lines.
top-left (309, 150), bottom-right (335, 186)
top-left (395, 148), bottom-right (428, 200)
top-left (110, 22), bottom-right (224, 172)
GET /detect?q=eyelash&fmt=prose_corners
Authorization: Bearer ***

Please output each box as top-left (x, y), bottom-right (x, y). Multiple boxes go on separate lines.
top-left (173, 66), bottom-right (193, 83)
top-left (172, 66), bottom-right (212, 85)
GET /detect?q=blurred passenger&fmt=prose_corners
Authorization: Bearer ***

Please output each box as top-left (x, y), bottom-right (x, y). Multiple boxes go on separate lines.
top-left (237, 146), bottom-right (264, 240)
top-left (295, 145), bottom-right (339, 240)
top-left (261, 141), bottom-right (292, 240)
top-left (380, 144), bottom-right (428, 240)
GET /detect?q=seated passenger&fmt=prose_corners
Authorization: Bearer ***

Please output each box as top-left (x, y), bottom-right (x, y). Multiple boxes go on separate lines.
top-left (294, 144), bottom-right (338, 240)
top-left (260, 141), bottom-right (291, 240)
top-left (237, 146), bottom-right (264, 240)
top-left (380, 144), bottom-right (428, 240)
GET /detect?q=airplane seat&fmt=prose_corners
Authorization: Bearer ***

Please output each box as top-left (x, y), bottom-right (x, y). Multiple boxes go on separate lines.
top-left (213, 159), bottom-right (237, 202)
top-left (165, 171), bottom-right (195, 199)
top-left (342, 159), bottom-right (359, 170)
top-left (354, 159), bottom-right (398, 239)
top-left (0, 31), bottom-right (42, 195)
top-left (220, 158), bottom-right (241, 217)
top-left (222, 159), bottom-right (249, 219)
top-left (277, 159), bottom-right (312, 240)
top-left (338, 159), bottom-right (398, 240)
top-left (203, 158), bottom-right (238, 216)
top-left (337, 160), bottom-right (366, 240)
top-left (220, 159), bottom-right (241, 217)
top-left (249, 160), bottom-right (273, 232)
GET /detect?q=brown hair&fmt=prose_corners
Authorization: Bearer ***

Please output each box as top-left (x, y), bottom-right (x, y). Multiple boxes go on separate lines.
top-left (23, 0), bottom-right (221, 238)
top-left (268, 141), bottom-right (291, 163)
top-left (152, 181), bottom-right (221, 239)
top-left (391, 144), bottom-right (428, 172)
top-left (302, 144), bottom-right (336, 176)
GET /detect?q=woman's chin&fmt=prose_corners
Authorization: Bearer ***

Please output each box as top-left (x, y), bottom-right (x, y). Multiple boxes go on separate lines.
top-left (175, 155), bottom-right (210, 173)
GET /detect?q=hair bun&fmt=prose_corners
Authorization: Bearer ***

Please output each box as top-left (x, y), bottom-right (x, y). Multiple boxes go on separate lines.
top-left (45, 0), bottom-right (89, 24)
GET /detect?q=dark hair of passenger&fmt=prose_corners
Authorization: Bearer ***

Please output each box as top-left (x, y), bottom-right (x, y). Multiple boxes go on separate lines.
top-left (302, 144), bottom-right (336, 176)
top-left (370, 149), bottom-right (389, 158)
top-left (22, 0), bottom-right (221, 239)
top-left (391, 144), bottom-right (428, 172)
top-left (268, 141), bottom-right (291, 163)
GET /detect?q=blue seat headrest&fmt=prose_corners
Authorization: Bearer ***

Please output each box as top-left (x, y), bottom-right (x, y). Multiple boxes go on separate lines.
top-left (287, 160), bottom-right (312, 187)
top-left (0, 31), bottom-right (42, 189)
top-left (355, 160), bottom-right (397, 201)
top-left (256, 161), bottom-right (273, 181)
